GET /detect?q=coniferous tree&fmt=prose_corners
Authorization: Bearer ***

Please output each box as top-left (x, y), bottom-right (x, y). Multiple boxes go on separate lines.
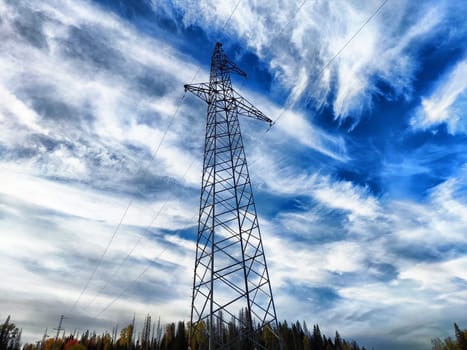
top-left (0, 316), bottom-right (22, 350)
top-left (154, 318), bottom-right (162, 350)
top-left (116, 325), bottom-right (134, 350)
top-left (141, 315), bottom-right (151, 350)
top-left (0, 314), bottom-right (380, 350)
top-left (161, 323), bottom-right (175, 350)
top-left (312, 325), bottom-right (324, 350)
top-left (334, 331), bottom-right (343, 350)
top-left (172, 322), bottom-right (186, 350)
top-left (455, 323), bottom-right (467, 350)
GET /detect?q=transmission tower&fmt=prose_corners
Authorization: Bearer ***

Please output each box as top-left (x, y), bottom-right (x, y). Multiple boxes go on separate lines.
top-left (185, 42), bottom-right (282, 350)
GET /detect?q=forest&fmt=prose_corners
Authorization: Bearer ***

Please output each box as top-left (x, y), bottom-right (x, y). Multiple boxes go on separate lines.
top-left (1, 315), bottom-right (466, 350)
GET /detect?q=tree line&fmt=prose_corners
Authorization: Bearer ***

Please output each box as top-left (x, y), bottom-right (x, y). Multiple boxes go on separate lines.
top-left (3, 314), bottom-right (366, 350)
top-left (2, 314), bottom-right (466, 350)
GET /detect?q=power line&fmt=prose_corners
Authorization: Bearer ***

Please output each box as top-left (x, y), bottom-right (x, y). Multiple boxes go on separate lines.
top-left (69, 0), bottom-right (294, 325)
top-left (89, 0), bottom-right (389, 315)
top-left (68, 200), bottom-right (133, 314)
top-left (92, 245), bottom-right (166, 319)
top-left (83, 157), bottom-right (198, 311)
top-left (70, 0), bottom-right (246, 316)
top-left (316, 0), bottom-right (389, 86)
top-left (68, 82), bottom-right (191, 315)
top-left (222, 0), bottom-right (242, 32)
top-left (83, 204), bottom-right (164, 310)
top-left (271, 0), bottom-right (389, 126)
top-left (93, 209), bottom-right (199, 320)
top-left (274, 0), bottom-right (310, 38)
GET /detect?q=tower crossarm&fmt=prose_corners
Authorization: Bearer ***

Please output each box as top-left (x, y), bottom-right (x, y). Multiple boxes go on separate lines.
top-left (218, 56), bottom-right (247, 77)
top-left (184, 83), bottom-right (272, 125)
top-left (231, 88), bottom-right (272, 125)
top-left (184, 83), bottom-right (211, 103)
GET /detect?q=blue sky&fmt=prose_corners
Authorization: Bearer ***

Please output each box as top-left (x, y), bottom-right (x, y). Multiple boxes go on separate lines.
top-left (1, 0), bottom-right (467, 349)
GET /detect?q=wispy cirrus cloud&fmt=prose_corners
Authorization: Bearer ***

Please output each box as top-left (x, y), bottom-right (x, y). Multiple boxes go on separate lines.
top-left (411, 57), bottom-right (467, 133)
top-left (1, 1), bottom-right (467, 349)
top-left (0, 0), bottom-right (201, 341)
top-left (166, 0), bottom-right (450, 127)
top-left (0, 0), bottom-right (202, 187)
top-left (260, 167), bottom-right (467, 350)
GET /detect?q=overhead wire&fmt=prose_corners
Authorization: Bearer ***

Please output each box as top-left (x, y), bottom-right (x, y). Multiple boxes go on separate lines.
top-left (88, 0), bottom-right (392, 323)
top-left (75, 0), bottom-right (244, 318)
top-left (82, 66), bottom-right (206, 313)
top-left (274, 0), bottom-right (309, 38)
top-left (83, 204), bottom-right (163, 310)
top-left (93, 165), bottom-right (198, 320)
top-left (84, 0), bottom-right (391, 318)
top-left (68, 200), bottom-right (133, 314)
top-left (222, 0), bottom-right (242, 33)
top-left (269, 0), bottom-right (390, 127)
top-left (93, 240), bottom-right (173, 319)
top-left (84, 157), bottom-right (198, 311)
top-left (68, 70), bottom-right (192, 315)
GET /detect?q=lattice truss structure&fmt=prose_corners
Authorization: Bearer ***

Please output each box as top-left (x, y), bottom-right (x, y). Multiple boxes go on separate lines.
top-left (185, 43), bottom-right (281, 349)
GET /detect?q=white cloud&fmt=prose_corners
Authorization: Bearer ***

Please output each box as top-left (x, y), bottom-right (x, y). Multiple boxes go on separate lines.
top-left (169, 0), bottom-right (446, 125)
top-left (0, 85), bottom-right (45, 134)
top-left (312, 176), bottom-right (380, 219)
top-left (0, 0), bottom-right (204, 189)
top-left (252, 153), bottom-right (379, 219)
top-left (0, 165), bottom-right (196, 230)
top-left (0, 3), bottom-right (203, 338)
top-left (260, 170), bottom-right (467, 350)
top-left (0, 186), bottom-right (196, 342)
top-left (387, 181), bottom-right (467, 247)
top-left (268, 108), bottom-right (348, 161)
top-left (1, 1), bottom-right (467, 348)
top-left (400, 257), bottom-right (467, 292)
top-left (411, 57), bottom-right (467, 133)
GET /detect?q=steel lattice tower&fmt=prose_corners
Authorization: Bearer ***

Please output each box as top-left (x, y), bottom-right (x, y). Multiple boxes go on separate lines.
top-left (185, 43), bottom-right (281, 350)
